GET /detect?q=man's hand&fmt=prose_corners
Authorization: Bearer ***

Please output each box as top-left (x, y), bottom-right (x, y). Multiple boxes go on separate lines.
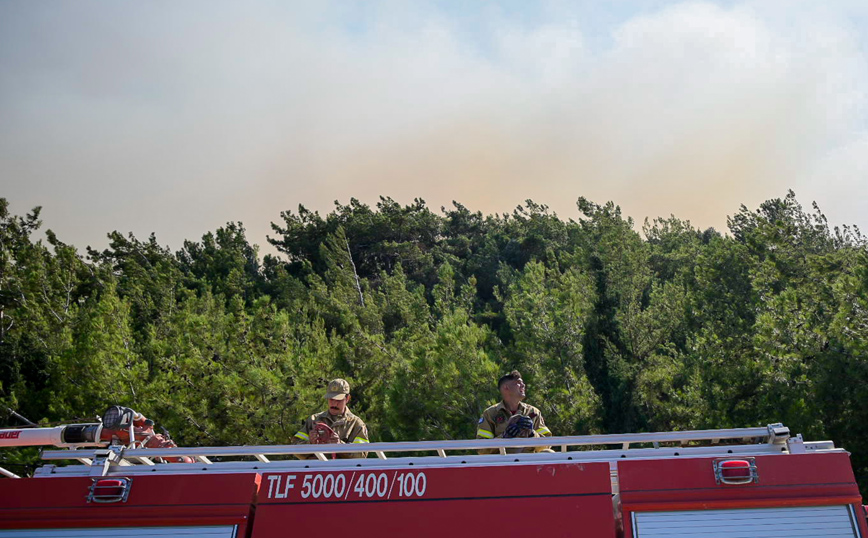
top-left (311, 422), bottom-right (340, 444)
top-left (503, 415), bottom-right (534, 438)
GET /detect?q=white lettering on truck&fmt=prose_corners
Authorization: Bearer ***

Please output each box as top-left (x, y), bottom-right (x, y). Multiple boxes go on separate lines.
top-left (266, 474), bottom-right (298, 499)
top-left (266, 471), bottom-right (427, 501)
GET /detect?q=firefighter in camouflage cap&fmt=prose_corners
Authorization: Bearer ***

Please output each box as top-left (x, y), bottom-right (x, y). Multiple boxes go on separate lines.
top-left (292, 378), bottom-right (370, 459)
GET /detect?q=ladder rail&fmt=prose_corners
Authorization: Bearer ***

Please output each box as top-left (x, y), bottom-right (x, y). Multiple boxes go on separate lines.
top-left (34, 441), bottom-right (822, 478)
top-left (41, 425), bottom-right (781, 464)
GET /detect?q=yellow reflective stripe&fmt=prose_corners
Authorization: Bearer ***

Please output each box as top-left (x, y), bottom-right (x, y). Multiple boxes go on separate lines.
top-left (476, 429), bottom-right (494, 439)
top-left (294, 431), bottom-right (310, 441)
top-left (535, 427), bottom-right (551, 435)
top-left (352, 437), bottom-right (369, 444)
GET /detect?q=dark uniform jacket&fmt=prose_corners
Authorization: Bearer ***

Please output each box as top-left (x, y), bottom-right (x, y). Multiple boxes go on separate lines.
top-left (476, 401), bottom-right (552, 454)
top-left (292, 408), bottom-right (369, 459)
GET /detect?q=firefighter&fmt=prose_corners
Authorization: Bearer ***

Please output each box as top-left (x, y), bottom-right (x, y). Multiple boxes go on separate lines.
top-left (292, 378), bottom-right (370, 458)
top-left (476, 370), bottom-right (552, 454)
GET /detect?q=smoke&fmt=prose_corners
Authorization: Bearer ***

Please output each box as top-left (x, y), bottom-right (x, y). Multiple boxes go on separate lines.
top-left (1, 1), bottom-right (866, 251)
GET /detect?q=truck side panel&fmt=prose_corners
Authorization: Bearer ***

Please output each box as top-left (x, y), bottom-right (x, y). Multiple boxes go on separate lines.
top-left (619, 452), bottom-right (868, 537)
top-left (254, 462), bottom-right (616, 538)
top-left (0, 474), bottom-right (259, 536)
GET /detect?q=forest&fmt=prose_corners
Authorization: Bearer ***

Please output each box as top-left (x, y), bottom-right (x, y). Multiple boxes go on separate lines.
top-left (1, 192), bottom-right (867, 492)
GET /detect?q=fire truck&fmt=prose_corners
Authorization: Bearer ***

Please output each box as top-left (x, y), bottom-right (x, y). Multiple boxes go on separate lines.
top-left (1, 406), bottom-right (866, 537)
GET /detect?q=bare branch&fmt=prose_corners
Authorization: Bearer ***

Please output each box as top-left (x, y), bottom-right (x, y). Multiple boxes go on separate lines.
top-left (345, 236), bottom-right (365, 307)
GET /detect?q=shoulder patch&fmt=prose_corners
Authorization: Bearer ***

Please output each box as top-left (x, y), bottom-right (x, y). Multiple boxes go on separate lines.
top-left (478, 416), bottom-right (484, 424)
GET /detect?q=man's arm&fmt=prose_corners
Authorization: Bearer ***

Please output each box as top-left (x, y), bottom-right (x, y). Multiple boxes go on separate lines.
top-left (530, 411), bottom-right (552, 453)
top-left (533, 414), bottom-right (551, 437)
top-left (290, 416), bottom-right (316, 460)
top-left (338, 420), bottom-right (369, 459)
top-left (476, 411), bottom-right (499, 455)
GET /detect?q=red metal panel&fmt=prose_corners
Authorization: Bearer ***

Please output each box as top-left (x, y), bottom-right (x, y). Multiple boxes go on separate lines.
top-left (619, 453), bottom-right (865, 537)
top-left (0, 474), bottom-right (259, 533)
top-left (857, 504), bottom-right (868, 536)
top-left (619, 453), bottom-right (862, 506)
top-left (259, 462), bottom-right (610, 503)
top-left (620, 453), bottom-right (857, 492)
top-left (0, 474), bottom-right (260, 508)
top-left (254, 462), bottom-right (616, 538)
top-left (255, 496), bottom-right (614, 538)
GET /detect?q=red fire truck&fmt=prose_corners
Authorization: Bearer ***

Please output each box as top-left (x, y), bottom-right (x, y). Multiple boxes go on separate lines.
top-left (1, 407), bottom-right (866, 537)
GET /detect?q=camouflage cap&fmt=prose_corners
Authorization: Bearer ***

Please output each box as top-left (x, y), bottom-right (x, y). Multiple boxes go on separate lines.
top-left (325, 378), bottom-right (350, 400)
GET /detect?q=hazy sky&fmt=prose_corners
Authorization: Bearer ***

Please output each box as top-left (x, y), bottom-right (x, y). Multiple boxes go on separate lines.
top-left (2, 1), bottom-right (867, 254)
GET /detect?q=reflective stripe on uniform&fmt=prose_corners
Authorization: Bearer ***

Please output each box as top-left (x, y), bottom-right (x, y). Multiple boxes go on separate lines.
top-left (535, 427), bottom-right (551, 436)
top-left (294, 431), bottom-right (310, 441)
top-left (352, 437), bottom-right (369, 444)
top-left (476, 429), bottom-right (494, 439)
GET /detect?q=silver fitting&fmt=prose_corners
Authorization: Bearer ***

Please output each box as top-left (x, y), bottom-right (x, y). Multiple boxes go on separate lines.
top-left (767, 423), bottom-right (790, 445)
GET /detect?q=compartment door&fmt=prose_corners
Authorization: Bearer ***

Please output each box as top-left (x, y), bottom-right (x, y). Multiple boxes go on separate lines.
top-left (633, 505), bottom-right (863, 538)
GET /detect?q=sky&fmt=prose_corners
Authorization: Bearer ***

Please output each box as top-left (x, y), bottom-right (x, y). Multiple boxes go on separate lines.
top-left (1, 0), bottom-right (867, 255)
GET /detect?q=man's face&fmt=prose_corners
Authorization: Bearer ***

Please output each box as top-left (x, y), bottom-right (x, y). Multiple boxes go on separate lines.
top-left (500, 378), bottom-right (526, 400)
top-left (328, 396), bottom-right (349, 416)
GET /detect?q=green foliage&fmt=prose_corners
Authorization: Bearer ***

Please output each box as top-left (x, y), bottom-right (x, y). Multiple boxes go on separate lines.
top-left (3, 193), bottom-right (868, 499)
top-left (177, 222), bottom-right (262, 305)
top-left (387, 307), bottom-right (499, 441)
top-left (500, 261), bottom-right (602, 434)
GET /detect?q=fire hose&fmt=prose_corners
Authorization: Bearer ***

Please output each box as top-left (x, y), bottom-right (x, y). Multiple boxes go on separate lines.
top-left (0, 405), bottom-right (193, 463)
